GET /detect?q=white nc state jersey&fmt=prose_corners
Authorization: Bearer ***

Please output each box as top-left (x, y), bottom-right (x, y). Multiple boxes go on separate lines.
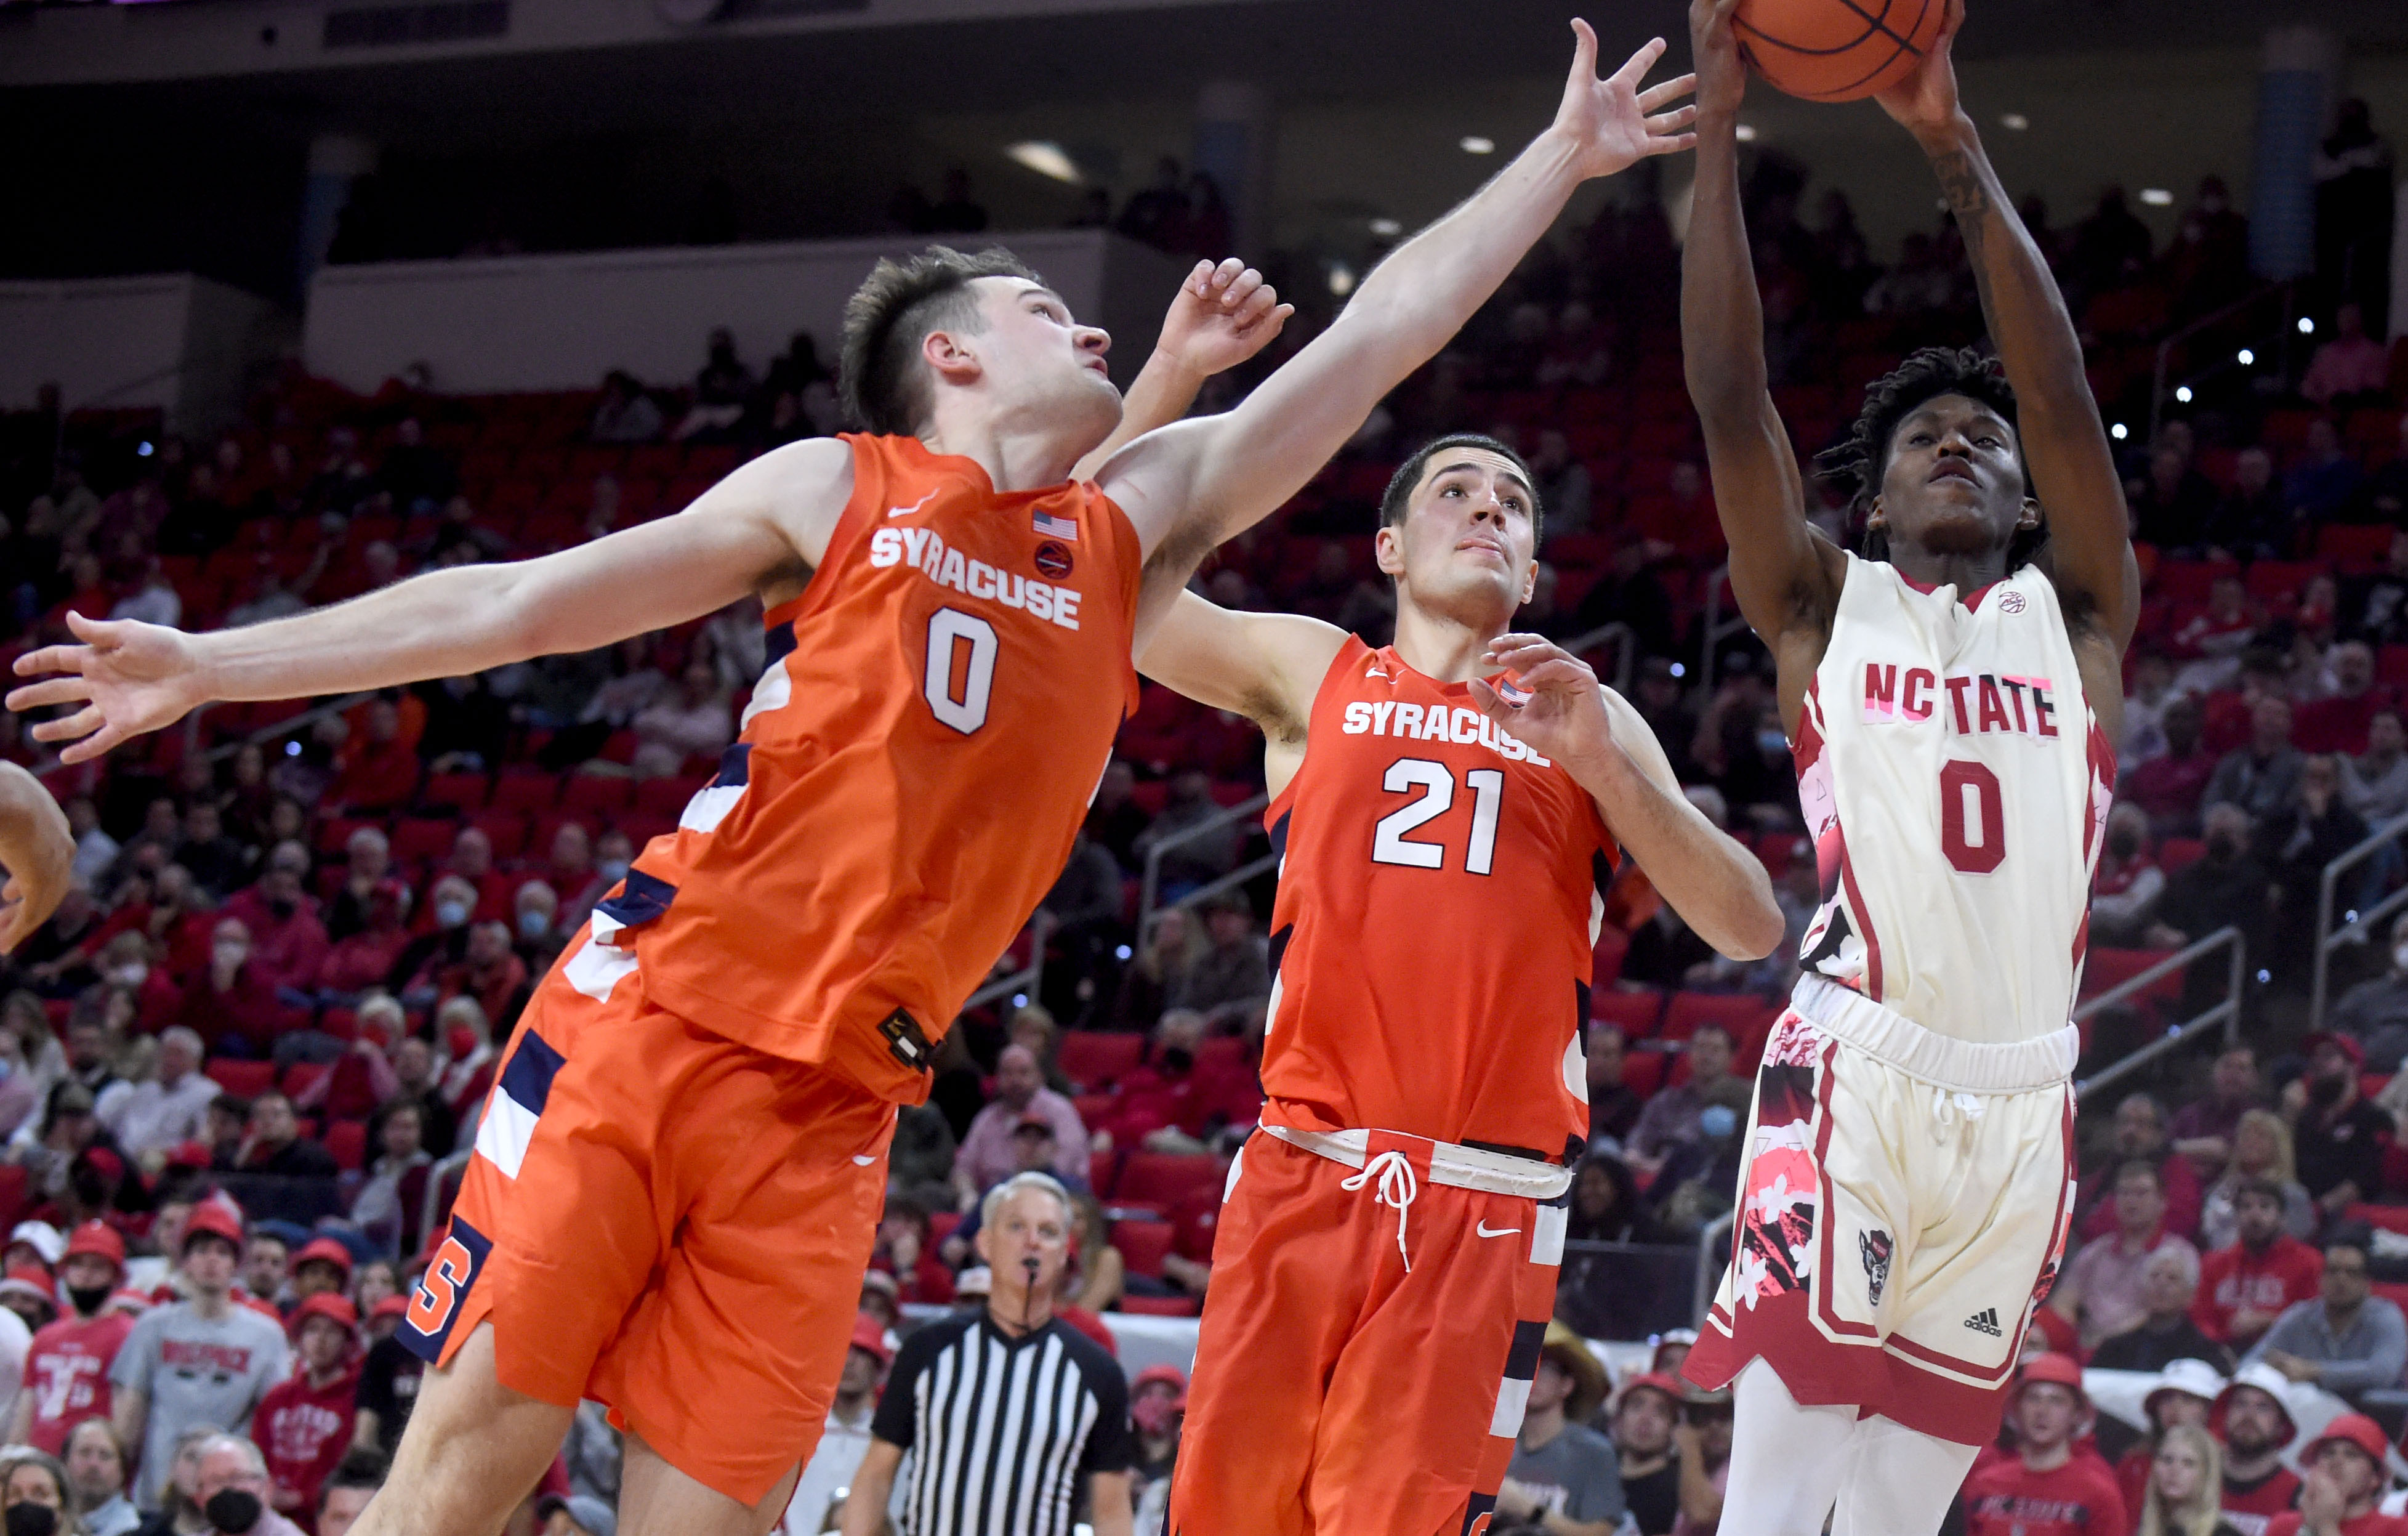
top-left (1792, 554), bottom-right (2114, 1046)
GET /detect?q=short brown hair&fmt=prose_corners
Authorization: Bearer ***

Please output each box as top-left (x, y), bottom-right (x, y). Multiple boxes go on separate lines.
top-left (839, 245), bottom-right (1041, 435)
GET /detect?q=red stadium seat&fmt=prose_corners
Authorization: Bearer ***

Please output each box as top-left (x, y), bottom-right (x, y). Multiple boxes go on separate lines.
top-left (635, 774), bottom-right (710, 820)
top-left (2381, 647), bottom-right (2408, 690)
top-left (2243, 560), bottom-right (2325, 607)
top-left (0, 1167), bottom-right (28, 1230)
top-left (489, 769), bottom-right (558, 816)
top-left (2157, 838), bottom-right (2207, 877)
top-left (281, 1062), bottom-right (329, 1101)
top-left (422, 772), bottom-right (489, 812)
top-left (470, 810), bottom-right (528, 862)
top-left (1058, 1032), bottom-right (1145, 1092)
top-left (1072, 1094), bottom-right (1117, 1127)
top-left (390, 817), bottom-right (457, 868)
top-left (2079, 948), bottom-right (2183, 1008)
top-left (1193, 1037), bottom-right (1247, 1077)
top-left (324, 1120), bottom-right (368, 1173)
top-left (2374, 1281), bottom-right (2408, 1317)
top-left (928, 1211), bottom-right (960, 1243)
top-left (1111, 1219), bottom-right (1175, 1277)
top-left (561, 775), bottom-right (634, 816)
top-left (1621, 1049), bottom-right (1668, 1098)
top-left (1590, 991), bottom-right (1665, 1040)
top-left (2317, 524), bottom-right (2396, 569)
top-left (207, 1061), bottom-right (277, 1098)
top-left (1661, 993), bottom-right (1776, 1045)
top-left (1111, 1152), bottom-right (1223, 1208)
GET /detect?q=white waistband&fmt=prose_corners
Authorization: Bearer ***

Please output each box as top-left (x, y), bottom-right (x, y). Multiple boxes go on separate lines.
top-left (1790, 976), bottom-right (2077, 1094)
top-left (1262, 1125), bottom-right (1574, 1201)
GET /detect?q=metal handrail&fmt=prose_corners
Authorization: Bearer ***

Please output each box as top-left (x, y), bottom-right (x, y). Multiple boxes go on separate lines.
top-left (2311, 809), bottom-right (2408, 1030)
top-left (962, 911), bottom-right (1057, 1016)
top-left (1555, 620), bottom-right (1637, 698)
top-left (1137, 791), bottom-right (1270, 923)
top-left (2146, 281), bottom-right (2295, 446)
top-left (2072, 926), bottom-right (2246, 1101)
top-left (1696, 565), bottom-right (1751, 698)
top-left (1695, 1208), bottom-right (1736, 1326)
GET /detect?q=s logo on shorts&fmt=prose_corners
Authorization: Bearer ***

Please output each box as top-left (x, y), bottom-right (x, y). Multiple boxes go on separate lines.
top-left (399, 1217), bottom-right (493, 1365)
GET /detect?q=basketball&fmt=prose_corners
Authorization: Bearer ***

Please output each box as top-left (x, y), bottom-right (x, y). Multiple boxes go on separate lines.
top-left (1734, 0), bottom-right (1949, 101)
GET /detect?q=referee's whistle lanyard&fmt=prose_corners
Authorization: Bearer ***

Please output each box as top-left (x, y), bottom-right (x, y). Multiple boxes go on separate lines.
top-left (1343, 1150), bottom-right (1421, 1271)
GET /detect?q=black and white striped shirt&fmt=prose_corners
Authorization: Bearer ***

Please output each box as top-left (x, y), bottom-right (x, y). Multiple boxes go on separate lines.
top-left (872, 1310), bottom-right (1132, 1536)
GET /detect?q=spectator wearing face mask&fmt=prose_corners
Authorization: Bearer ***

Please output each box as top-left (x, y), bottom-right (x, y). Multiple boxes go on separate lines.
top-left (187, 1432), bottom-right (306, 1536)
top-left (176, 922), bottom-right (285, 1061)
top-left (387, 876), bottom-right (478, 1000)
top-left (217, 845), bottom-right (328, 1000)
top-left (10, 1221), bottom-right (135, 1456)
top-left (2090, 805), bottom-right (2165, 947)
top-left (510, 882), bottom-right (564, 973)
top-left (432, 998), bottom-right (496, 1130)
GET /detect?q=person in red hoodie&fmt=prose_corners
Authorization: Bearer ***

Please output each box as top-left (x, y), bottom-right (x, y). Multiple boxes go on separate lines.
top-left (6, 1219), bottom-right (134, 1454)
top-left (2196, 1179), bottom-right (2327, 1351)
top-left (2265, 1413), bottom-right (2408, 1536)
top-left (1962, 1354), bottom-right (2130, 1536)
top-left (2213, 1363), bottom-right (2303, 1536)
top-left (255, 1291), bottom-right (363, 1528)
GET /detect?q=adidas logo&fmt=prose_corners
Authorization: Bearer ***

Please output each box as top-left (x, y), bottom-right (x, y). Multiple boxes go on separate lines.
top-left (1963, 1308), bottom-right (2003, 1337)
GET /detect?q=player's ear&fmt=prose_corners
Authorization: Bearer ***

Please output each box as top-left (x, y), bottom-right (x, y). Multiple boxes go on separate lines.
top-left (1520, 562), bottom-right (1537, 606)
top-left (1374, 523), bottom-right (1405, 578)
top-left (923, 327), bottom-right (981, 390)
top-left (2016, 496), bottom-right (2042, 532)
top-left (1865, 498), bottom-right (1887, 535)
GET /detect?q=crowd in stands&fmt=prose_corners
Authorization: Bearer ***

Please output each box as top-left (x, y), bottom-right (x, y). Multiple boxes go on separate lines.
top-left (0, 103), bottom-right (2403, 1533)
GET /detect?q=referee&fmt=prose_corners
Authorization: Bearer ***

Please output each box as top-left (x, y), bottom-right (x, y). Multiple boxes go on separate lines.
top-left (840, 1171), bottom-right (1135, 1536)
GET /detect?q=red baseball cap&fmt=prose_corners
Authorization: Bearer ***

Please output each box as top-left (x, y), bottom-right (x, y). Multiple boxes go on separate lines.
top-left (292, 1236), bottom-right (355, 1280)
top-left (2016, 1352), bottom-right (2088, 1407)
top-left (2306, 1032), bottom-right (2368, 1071)
top-left (181, 1202), bottom-right (244, 1253)
top-left (1132, 1364), bottom-right (1189, 1406)
top-left (1616, 1372), bottom-right (1686, 1411)
top-left (0, 1265), bottom-right (54, 1309)
top-left (62, 1221), bottom-right (125, 1275)
top-left (2305, 1412), bottom-right (2391, 1470)
top-left (291, 1291), bottom-right (360, 1335)
top-left (850, 1311), bottom-right (893, 1366)
top-left (370, 1294), bottom-right (411, 1322)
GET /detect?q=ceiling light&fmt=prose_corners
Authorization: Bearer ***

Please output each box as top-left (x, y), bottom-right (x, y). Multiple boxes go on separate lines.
top-left (1369, 217), bottom-right (1403, 238)
top-left (2298, 316), bottom-right (2316, 334)
top-left (1734, 123), bottom-right (1758, 142)
top-left (1459, 136), bottom-right (1496, 155)
top-left (2237, 348), bottom-right (2255, 366)
top-left (1004, 141), bottom-right (1081, 184)
top-left (1328, 263), bottom-right (1356, 296)
top-left (2175, 386), bottom-right (2193, 403)
top-left (2110, 422), bottom-right (2128, 440)
top-left (2138, 188), bottom-right (2173, 206)
top-left (2000, 113), bottom-right (2030, 131)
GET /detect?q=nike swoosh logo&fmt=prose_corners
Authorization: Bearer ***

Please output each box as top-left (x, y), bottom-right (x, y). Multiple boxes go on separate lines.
top-left (886, 491), bottom-right (938, 519)
top-left (1475, 1221), bottom-right (1522, 1238)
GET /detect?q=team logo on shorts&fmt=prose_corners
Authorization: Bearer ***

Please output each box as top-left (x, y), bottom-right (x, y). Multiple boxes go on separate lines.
top-left (1034, 541), bottom-right (1074, 579)
top-left (1963, 1307), bottom-right (2004, 1337)
top-left (1859, 1229), bottom-right (1893, 1306)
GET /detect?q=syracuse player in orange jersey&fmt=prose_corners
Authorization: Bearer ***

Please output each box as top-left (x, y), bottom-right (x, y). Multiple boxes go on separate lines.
top-left (9, 25), bottom-right (1696, 1535)
top-left (1140, 434), bottom-right (1783, 1536)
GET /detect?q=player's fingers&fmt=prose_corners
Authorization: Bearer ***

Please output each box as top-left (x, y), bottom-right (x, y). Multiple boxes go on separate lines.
top-left (1645, 131), bottom-right (1701, 156)
top-left (1185, 259), bottom-right (1215, 294)
top-left (1646, 105), bottom-right (1699, 136)
top-left (10, 645), bottom-right (87, 679)
top-left (29, 705), bottom-right (103, 745)
top-left (1567, 18), bottom-right (1600, 81)
top-left (1512, 660), bottom-right (1597, 692)
top-left (62, 610), bottom-right (126, 647)
top-left (1609, 36), bottom-right (1669, 87)
top-left (1219, 270), bottom-right (1265, 310)
top-left (1238, 303), bottom-right (1297, 341)
top-left (1208, 256), bottom-right (1245, 294)
top-left (1939, 0), bottom-right (1965, 39)
top-left (58, 721), bottom-right (129, 766)
top-left (1638, 73), bottom-right (1697, 112)
top-left (2, 678), bottom-right (94, 713)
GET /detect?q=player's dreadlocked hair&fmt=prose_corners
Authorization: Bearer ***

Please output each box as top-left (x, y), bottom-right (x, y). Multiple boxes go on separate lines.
top-left (839, 245), bottom-right (1042, 435)
top-left (1814, 346), bottom-right (2048, 572)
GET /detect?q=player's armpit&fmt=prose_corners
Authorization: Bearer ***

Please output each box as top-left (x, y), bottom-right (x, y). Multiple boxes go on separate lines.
top-left (1136, 590), bottom-right (1347, 740)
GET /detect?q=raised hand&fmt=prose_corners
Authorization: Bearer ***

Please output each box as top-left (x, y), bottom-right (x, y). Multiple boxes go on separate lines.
top-left (1688, 0), bottom-right (1749, 119)
top-left (7, 610), bottom-right (212, 764)
top-left (1873, 0), bottom-right (1968, 138)
top-left (1466, 633), bottom-right (1619, 775)
top-left (1552, 19), bottom-right (1700, 180)
top-left (1155, 258), bottom-right (1295, 379)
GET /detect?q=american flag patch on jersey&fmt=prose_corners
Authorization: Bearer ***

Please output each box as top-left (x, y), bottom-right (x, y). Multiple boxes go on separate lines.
top-left (1494, 673), bottom-right (1533, 708)
top-left (1032, 509), bottom-right (1079, 541)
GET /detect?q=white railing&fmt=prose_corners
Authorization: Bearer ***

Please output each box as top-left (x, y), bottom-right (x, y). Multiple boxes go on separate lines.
top-left (962, 911), bottom-right (1058, 1017)
top-left (2311, 810), bottom-right (2408, 1032)
top-left (2071, 926), bottom-right (2247, 1101)
top-left (1555, 620), bottom-right (1636, 698)
top-left (1696, 565), bottom-right (1752, 697)
top-left (1137, 792), bottom-right (1270, 924)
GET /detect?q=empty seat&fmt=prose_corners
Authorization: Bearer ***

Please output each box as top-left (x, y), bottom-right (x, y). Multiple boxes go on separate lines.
top-left (1111, 1152), bottom-right (1224, 1209)
top-left (324, 1120), bottom-right (368, 1173)
top-left (1058, 1032), bottom-right (1145, 1093)
top-left (1590, 991), bottom-right (1665, 1040)
top-left (1111, 1220), bottom-right (1176, 1277)
top-left (207, 1061), bottom-right (278, 1098)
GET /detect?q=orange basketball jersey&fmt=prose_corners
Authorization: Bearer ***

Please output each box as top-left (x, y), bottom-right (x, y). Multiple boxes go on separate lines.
top-left (1259, 637), bottom-right (1618, 1160)
top-left (613, 434), bottom-right (1142, 1102)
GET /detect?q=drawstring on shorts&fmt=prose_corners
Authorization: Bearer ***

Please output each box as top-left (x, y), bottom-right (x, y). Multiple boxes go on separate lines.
top-left (1341, 1149), bottom-right (1420, 1271)
top-left (1930, 1087), bottom-right (1989, 1142)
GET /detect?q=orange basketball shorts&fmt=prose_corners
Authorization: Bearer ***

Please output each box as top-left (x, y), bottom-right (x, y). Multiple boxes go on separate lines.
top-left (397, 936), bottom-right (895, 1506)
top-left (1166, 1128), bottom-right (1567, 1536)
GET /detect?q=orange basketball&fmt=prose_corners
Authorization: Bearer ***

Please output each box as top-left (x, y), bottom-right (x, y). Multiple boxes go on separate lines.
top-left (1733, 0), bottom-right (1948, 102)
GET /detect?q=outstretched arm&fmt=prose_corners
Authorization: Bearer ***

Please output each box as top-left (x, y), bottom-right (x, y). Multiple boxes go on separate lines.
top-left (1469, 634), bottom-right (1784, 960)
top-left (1876, 0), bottom-right (2138, 653)
top-left (1069, 259), bottom-right (1293, 483)
top-left (1683, 0), bottom-right (1843, 684)
top-left (0, 764), bottom-right (71, 954)
top-left (1105, 22), bottom-right (1696, 596)
top-left (8, 437), bottom-right (848, 763)
top-left (1137, 591), bottom-right (1350, 790)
